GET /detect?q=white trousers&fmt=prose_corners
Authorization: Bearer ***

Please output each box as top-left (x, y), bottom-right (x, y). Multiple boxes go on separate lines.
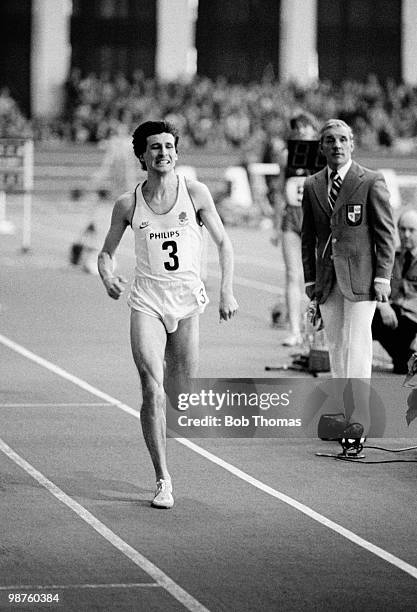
top-left (320, 283), bottom-right (376, 378)
top-left (320, 283), bottom-right (376, 433)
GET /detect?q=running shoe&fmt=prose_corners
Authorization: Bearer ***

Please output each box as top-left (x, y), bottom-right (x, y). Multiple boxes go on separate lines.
top-left (152, 479), bottom-right (174, 509)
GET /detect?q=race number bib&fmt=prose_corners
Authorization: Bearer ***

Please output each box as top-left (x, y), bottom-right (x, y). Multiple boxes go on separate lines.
top-left (192, 283), bottom-right (209, 307)
top-left (146, 227), bottom-right (193, 274)
top-left (284, 176), bottom-right (306, 207)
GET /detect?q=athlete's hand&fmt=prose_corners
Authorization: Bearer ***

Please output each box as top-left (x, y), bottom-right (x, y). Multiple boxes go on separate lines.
top-left (103, 275), bottom-right (127, 300)
top-left (219, 293), bottom-right (239, 322)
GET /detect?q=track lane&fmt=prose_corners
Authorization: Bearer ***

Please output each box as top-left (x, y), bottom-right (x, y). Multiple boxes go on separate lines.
top-left (1, 340), bottom-right (416, 610)
top-left (2, 196), bottom-right (417, 610)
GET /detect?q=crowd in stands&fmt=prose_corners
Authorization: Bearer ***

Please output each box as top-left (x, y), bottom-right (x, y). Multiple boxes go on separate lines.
top-left (2, 70), bottom-right (417, 155)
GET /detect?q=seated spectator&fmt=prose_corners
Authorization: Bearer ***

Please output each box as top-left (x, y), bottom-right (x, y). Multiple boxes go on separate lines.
top-left (372, 209), bottom-right (417, 373)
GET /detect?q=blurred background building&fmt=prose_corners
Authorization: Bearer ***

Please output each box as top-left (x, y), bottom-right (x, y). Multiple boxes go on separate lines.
top-left (1, 0), bottom-right (416, 119)
top-left (1, 0), bottom-right (417, 163)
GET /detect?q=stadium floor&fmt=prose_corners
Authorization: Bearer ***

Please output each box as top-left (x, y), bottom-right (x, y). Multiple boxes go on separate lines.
top-left (0, 192), bottom-right (417, 611)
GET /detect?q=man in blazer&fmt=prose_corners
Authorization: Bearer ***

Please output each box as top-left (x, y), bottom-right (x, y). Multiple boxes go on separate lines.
top-left (301, 119), bottom-right (395, 436)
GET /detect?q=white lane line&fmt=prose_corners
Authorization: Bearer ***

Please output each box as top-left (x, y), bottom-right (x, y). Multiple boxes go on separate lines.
top-left (0, 437), bottom-right (208, 612)
top-left (175, 437), bottom-right (417, 573)
top-left (0, 334), bottom-right (139, 420)
top-left (0, 583), bottom-right (158, 590)
top-left (1, 333), bottom-right (417, 582)
top-left (0, 403), bottom-right (111, 408)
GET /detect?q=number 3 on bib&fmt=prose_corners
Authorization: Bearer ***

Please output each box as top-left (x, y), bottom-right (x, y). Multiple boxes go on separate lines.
top-left (162, 240), bottom-right (179, 271)
top-left (192, 283), bottom-right (209, 308)
top-left (146, 228), bottom-right (192, 275)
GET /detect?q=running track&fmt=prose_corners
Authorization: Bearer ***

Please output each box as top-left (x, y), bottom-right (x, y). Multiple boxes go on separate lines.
top-left (0, 194), bottom-right (416, 611)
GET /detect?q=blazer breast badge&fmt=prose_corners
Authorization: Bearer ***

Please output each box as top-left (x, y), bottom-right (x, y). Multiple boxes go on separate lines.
top-left (346, 204), bottom-right (362, 226)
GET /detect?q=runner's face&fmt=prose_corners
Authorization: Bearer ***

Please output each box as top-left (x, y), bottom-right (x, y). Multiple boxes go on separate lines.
top-left (320, 125), bottom-right (354, 170)
top-left (143, 133), bottom-right (177, 173)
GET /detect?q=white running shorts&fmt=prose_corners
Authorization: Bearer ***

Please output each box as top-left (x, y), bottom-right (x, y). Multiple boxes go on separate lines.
top-left (127, 277), bottom-right (209, 333)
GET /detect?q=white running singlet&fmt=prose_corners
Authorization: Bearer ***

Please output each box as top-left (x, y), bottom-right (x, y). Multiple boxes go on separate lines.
top-left (126, 174), bottom-right (209, 332)
top-left (130, 174), bottom-right (203, 283)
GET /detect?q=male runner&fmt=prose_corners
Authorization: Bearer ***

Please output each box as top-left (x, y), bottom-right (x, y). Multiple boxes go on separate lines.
top-left (98, 121), bottom-right (238, 508)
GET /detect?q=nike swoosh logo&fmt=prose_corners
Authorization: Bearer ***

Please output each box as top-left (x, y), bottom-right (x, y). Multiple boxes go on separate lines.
top-left (139, 222), bottom-right (149, 229)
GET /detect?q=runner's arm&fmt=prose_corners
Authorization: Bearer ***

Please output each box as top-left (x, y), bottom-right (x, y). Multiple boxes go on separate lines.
top-left (98, 194), bottom-right (132, 299)
top-left (188, 180), bottom-right (238, 321)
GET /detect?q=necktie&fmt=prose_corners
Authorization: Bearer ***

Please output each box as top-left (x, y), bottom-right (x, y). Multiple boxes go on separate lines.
top-left (328, 170), bottom-right (342, 210)
top-left (402, 250), bottom-right (412, 277)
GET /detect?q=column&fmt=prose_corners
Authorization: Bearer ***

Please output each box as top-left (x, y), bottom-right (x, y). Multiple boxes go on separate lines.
top-left (156, 0), bottom-right (197, 82)
top-left (402, 0), bottom-right (417, 84)
top-left (279, 0), bottom-right (318, 84)
top-left (31, 0), bottom-right (72, 117)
